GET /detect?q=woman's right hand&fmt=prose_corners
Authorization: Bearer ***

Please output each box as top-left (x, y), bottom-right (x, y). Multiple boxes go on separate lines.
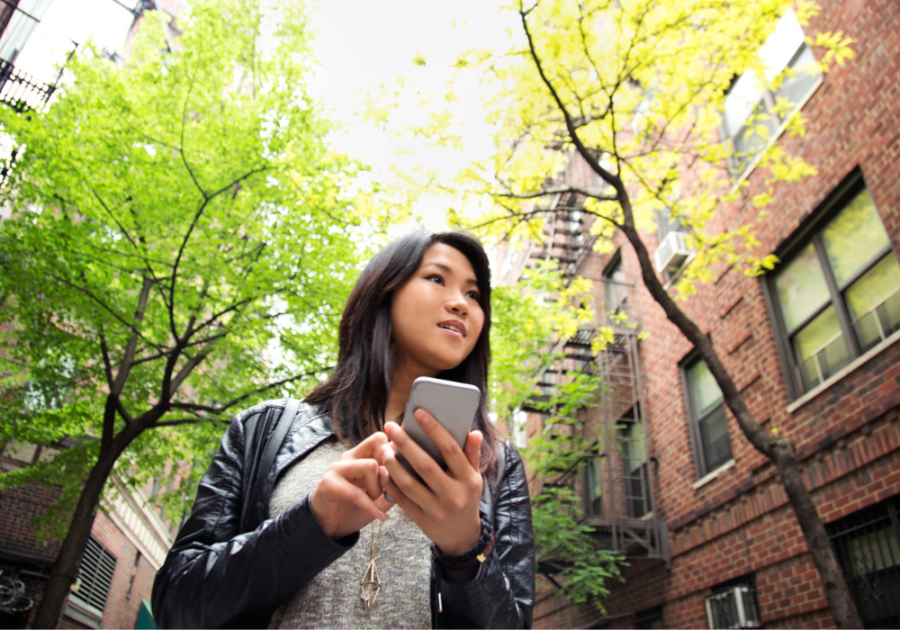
top-left (309, 432), bottom-right (395, 540)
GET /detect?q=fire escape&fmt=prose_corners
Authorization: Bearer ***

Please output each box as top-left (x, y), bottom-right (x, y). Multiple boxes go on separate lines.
top-left (525, 191), bottom-right (670, 576)
top-left (0, 0), bottom-right (59, 112)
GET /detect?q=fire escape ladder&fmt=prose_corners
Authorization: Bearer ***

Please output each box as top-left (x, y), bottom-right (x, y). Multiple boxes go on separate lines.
top-left (524, 199), bottom-right (671, 569)
top-left (594, 306), bottom-right (669, 568)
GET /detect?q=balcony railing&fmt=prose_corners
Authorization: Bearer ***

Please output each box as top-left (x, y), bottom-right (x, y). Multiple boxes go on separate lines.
top-left (0, 59), bottom-right (55, 112)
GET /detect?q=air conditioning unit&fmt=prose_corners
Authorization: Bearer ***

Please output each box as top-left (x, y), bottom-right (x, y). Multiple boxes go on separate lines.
top-left (654, 231), bottom-right (691, 274)
top-left (705, 586), bottom-right (762, 629)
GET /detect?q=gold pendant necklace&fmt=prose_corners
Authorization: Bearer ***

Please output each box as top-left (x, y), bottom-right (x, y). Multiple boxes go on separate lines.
top-left (360, 520), bottom-right (383, 612)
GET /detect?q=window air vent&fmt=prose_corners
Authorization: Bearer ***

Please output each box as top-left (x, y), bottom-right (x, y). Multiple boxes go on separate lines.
top-left (705, 585), bottom-right (762, 629)
top-left (71, 535), bottom-right (117, 614)
top-left (654, 231), bottom-right (691, 274)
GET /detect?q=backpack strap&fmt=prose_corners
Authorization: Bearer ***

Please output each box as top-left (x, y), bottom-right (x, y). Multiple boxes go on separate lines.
top-left (244, 398), bottom-right (301, 532)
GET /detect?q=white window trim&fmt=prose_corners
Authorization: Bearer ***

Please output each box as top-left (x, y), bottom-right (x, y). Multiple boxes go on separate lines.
top-left (787, 326), bottom-right (900, 414)
top-left (692, 458), bottom-right (736, 490)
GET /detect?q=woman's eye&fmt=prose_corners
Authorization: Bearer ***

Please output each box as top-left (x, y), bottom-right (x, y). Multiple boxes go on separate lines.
top-left (467, 290), bottom-right (481, 301)
top-left (426, 274), bottom-right (444, 285)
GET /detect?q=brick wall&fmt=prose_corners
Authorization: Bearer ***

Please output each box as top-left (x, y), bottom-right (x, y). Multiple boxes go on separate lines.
top-left (77, 511), bottom-right (158, 630)
top-left (532, 0), bottom-right (900, 627)
top-left (0, 450), bottom-right (164, 629)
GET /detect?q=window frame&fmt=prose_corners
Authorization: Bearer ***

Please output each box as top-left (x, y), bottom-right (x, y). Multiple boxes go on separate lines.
top-left (721, 13), bottom-right (823, 181)
top-left (602, 251), bottom-right (628, 316)
top-left (583, 453), bottom-right (604, 518)
top-left (681, 350), bottom-right (734, 479)
top-left (620, 417), bottom-right (652, 518)
top-left (762, 170), bottom-right (899, 400)
top-left (826, 495), bottom-right (900, 628)
top-left (705, 574), bottom-right (763, 629)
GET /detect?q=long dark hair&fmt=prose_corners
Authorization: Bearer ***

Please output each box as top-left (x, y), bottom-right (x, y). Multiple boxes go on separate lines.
top-left (305, 231), bottom-right (500, 474)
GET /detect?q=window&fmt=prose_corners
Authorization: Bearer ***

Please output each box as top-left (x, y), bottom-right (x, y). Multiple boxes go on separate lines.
top-left (68, 535), bottom-right (117, 625)
top-left (768, 180), bottom-right (900, 396)
top-left (722, 10), bottom-right (822, 177)
top-left (684, 357), bottom-right (733, 477)
top-left (655, 206), bottom-right (686, 244)
top-left (511, 409), bottom-right (527, 449)
top-left (583, 455), bottom-right (603, 517)
top-left (604, 255), bottom-right (628, 315)
top-left (621, 417), bottom-right (651, 518)
top-left (827, 496), bottom-right (900, 628)
top-left (705, 575), bottom-right (762, 629)
top-left (634, 605), bottom-right (664, 629)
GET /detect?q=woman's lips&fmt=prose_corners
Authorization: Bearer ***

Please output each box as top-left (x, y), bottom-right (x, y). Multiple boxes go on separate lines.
top-left (437, 319), bottom-right (466, 338)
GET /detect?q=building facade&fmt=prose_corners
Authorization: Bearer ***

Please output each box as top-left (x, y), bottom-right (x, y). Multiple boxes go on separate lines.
top-left (0, 443), bottom-right (174, 629)
top-left (498, 0), bottom-right (900, 627)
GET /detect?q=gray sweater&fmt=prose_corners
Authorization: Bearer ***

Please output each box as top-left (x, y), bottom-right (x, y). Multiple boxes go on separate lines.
top-left (268, 438), bottom-right (431, 629)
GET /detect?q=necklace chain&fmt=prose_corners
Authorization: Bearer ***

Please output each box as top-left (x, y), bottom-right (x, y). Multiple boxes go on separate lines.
top-left (360, 520), bottom-right (384, 612)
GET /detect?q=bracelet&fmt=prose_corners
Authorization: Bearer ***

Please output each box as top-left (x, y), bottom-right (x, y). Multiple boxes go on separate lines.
top-left (431, 513), bottom-right (494, 569)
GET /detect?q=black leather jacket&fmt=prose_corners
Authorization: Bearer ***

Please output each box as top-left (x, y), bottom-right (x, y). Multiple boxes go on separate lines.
top-left (151, 400), bottom-right (535, 628)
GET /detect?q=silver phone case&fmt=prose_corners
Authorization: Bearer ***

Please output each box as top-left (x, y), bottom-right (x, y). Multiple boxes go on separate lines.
top-left (396, 376), bottom-right (481, 478)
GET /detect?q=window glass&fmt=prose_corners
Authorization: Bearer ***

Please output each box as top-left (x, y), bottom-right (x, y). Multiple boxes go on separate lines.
top-left (723, 72), bottom-right (764, 135)
top-left (759, 10), bottom-right (805, 80)
top-left (775, 242), bottom-right (831, 332)
top-left (690, 359), bottom-right (723, 416)
top-left (774, 45), bottom-right (820, 108)
top-left (699, 406), bottom-right (731, 473)
top-left (605, 259), bottom-right (627, 310)
top-left (793, 306), bottom-right (849, 388)
top-left (586, 458), bottom-right (602, 516)
top-left (821, 188), bottom-right (890, 287)
top-left (655, 207), bottom-right (684, 242)
top-left (845, 255), bottom-right (900, 322)
top-left (793, 306), bottom-right (843, 363)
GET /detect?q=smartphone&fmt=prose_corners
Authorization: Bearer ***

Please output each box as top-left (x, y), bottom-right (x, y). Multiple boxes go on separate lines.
top-left (384, 377), bottom-right (481, 500)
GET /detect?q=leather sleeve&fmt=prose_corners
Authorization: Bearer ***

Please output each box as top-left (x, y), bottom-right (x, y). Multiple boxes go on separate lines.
top-left (151, 412), bottom-right (358, 629)
top-left (437, 442), bottom-right (535, 628)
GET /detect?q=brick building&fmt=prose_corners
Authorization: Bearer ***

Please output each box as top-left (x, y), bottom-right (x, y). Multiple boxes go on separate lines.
top-left (0, 443), bottom-right (175, 629)
top-left (497, 0), bottom-right (900, 627)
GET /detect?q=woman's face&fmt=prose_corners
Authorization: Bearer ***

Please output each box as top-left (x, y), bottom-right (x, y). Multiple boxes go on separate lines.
top-left (391, 243), bottom-right (485, 377)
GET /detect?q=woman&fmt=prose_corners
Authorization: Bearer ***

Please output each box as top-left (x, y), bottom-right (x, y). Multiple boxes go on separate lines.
top-left (151, 231), bottom-right (535, 628)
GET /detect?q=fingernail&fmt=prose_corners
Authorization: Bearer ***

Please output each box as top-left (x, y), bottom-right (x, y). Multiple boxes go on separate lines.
top-left (378, 510), bottom-right (389, 520)
top-left (384, 423), bottom-right (396, 437)
top-left (416, 410), bottom-right (431, 425)
top-left (381, 445), bottom-right (392, 459)
top-left (379, 466), bottom-right (389, 479)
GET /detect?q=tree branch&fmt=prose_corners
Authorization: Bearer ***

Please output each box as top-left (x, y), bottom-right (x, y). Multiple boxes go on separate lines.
top-left (99, 332), bottom-right (115, 392)
top-left (168, 341), bottom-right (219, 397)
top-left (496, 185), bottom-right (617, 202)
top-left (519, 0), bottom-right (622, 194)
top-left (112, 275), bottom-right (154, 396)
top-left (166, 367), bottom-right (332, 418)
top-left (45, 271), bottom-right (165, 354)
top-left (151, 417), bottom-right (231, 428)
top-left (179, 83), bottom-right (207, 200)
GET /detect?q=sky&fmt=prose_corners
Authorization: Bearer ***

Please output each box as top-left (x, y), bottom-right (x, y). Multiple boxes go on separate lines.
top-left (11, 0), bottom-right (516, 228)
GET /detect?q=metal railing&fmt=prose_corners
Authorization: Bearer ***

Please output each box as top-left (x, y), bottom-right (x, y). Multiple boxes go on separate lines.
top-left (827, 496), bottom-right (900, 628)
top-left (0, 58), bottom-right (55, 112)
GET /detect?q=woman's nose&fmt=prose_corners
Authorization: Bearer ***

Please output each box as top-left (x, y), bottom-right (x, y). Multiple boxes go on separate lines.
top-left (446, 293), bottom-right (468, 316)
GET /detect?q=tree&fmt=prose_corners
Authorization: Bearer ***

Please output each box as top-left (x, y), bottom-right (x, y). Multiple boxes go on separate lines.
top-left (0, 1), bottom-right (384, 625)
top-left (373, 0), bottom-right (861, 625)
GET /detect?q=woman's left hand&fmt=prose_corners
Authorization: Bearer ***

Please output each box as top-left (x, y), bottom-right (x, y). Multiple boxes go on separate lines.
top-left (379, 409), bottom-right (483, 556)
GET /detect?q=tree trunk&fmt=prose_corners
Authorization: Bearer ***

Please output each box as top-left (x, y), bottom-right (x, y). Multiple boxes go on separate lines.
top-left (31, 452), bottom-right (118, 628)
